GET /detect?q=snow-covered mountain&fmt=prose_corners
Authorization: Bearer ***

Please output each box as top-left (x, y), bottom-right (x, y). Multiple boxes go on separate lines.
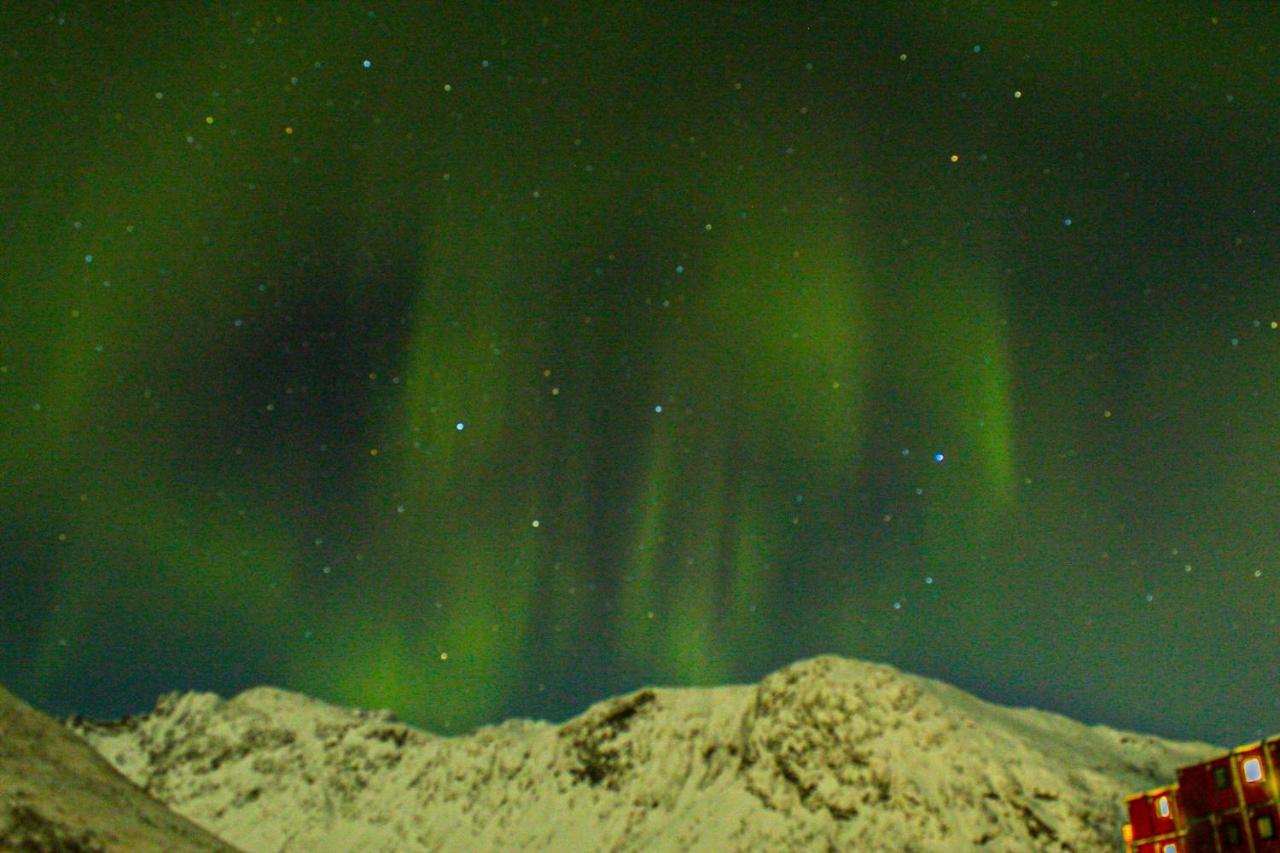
top-left (54, 655), bottom-right (1221, 852)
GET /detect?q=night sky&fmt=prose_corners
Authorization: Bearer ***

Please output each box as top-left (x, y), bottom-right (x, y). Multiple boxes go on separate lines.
top-left (3, 2), bottom-right (1278, 748)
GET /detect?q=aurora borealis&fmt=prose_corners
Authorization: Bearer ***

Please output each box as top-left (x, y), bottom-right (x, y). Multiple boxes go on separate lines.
top-left (2, 2), bottom-right (1278, 747)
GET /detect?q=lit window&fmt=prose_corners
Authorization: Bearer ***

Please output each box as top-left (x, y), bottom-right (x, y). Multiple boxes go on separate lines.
top-left (1162, 844), bottom-right (1176, 853)
top-left (1157, 796), bottom-right (1170, 818)
top-left (1260, 814), bottom-right (1276, 840)
top-left (1244, 757), bottom-right (1264, 783)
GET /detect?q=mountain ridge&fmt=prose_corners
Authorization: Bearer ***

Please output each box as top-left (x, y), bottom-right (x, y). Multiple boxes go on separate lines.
top-left (58, 654), bottom-right (1221, 851)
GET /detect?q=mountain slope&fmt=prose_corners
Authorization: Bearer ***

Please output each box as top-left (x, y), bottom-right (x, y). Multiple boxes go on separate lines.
top-left (68, 655), bottom-right (1221, 852)
top-left (0, 682), bottom-right (239, 852)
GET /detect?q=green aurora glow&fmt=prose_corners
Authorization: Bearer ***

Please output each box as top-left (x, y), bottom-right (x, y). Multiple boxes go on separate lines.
top-left (2, 2), bottom-right (1278, 745)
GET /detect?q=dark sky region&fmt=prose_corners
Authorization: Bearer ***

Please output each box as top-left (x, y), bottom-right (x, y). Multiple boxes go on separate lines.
top-left (1, 1), bottom-right (1278, 748)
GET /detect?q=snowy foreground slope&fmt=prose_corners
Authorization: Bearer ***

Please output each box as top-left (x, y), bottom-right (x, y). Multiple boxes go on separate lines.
top-left (66, 655), bottom-right (1221, 852)
top-left (0, 683), bottom-right (237, 851)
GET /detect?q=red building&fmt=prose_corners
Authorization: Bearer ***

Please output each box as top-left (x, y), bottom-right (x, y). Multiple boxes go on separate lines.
top-left (1124, 735), bottom-right (1280, 852)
